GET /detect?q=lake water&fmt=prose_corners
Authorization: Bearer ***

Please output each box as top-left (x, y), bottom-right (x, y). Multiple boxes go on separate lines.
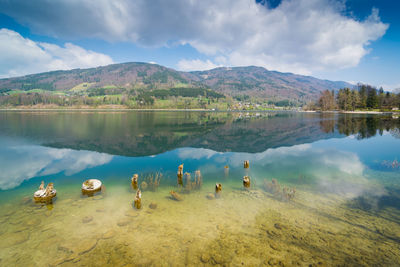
top-left (0, 111), bottom-right (399, 266)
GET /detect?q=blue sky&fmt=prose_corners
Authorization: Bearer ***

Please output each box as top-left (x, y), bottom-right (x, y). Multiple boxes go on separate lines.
top-left (0, 0), bottom-right (399, 90)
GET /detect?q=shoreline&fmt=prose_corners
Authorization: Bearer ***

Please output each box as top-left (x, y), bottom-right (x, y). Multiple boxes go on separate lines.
top-left (0, 107), bottom-right (398, 114)
top-left (314, 110), bottom-right (398, 115)
top-left (0, 107), bottom-right (294, 112)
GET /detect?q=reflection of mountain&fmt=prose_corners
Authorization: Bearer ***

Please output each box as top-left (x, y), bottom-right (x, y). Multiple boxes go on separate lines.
top-left (0, 112), bottom-right (398, 157)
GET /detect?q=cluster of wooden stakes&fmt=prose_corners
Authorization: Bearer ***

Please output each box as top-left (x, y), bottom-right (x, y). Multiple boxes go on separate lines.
top-left (131, 160), bottom-right (254, 209)
top-left (33, 159), bottom-right (295, 206)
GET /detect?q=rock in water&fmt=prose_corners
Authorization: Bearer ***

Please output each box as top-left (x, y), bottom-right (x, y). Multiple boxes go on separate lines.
top-left (200, 253), bottom-right (210, 263)
top-left (0, 232), bottom-right (30, 248)
top-left (117, 219), bottom-right (130, 227)
top-left (25, 218), bottom-right (41, 227)
top-left (102, 230), bottom-right (116, 239)
top-left (170, 191), bottom-right (183, 201)
top-left (149, 202), bottom-right (158, 209)
top-left (82, 216), bottom-right (93, 224)
top-left (206, 193), bottom-right (215, 200)
top-left (76, 239), bottom-right (98, 255)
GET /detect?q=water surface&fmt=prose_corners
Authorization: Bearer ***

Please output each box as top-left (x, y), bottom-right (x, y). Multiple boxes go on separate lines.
top-left (0, 111), bottom-right (399, 266)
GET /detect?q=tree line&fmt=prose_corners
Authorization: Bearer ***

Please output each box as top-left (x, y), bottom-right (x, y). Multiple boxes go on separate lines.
top-left (0, 87), bottom-right (226, 108)
top-left (315, 84), bottom-right (400, 111)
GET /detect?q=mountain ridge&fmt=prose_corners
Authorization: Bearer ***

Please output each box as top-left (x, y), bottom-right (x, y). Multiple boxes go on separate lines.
top-left (0, 62), bottom-right (353, 103)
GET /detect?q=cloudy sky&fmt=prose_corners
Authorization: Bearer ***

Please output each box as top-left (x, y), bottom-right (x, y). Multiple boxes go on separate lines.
top-left (0, 0), bottom-right (399, 89)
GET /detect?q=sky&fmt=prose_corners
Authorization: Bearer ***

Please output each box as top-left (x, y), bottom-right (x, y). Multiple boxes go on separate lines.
top-left (0, 0), bottom-right (399, 90)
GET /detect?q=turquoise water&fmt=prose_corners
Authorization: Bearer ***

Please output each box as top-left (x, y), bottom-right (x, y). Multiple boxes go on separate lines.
top-left (0, 111), bottom-right (399, 266)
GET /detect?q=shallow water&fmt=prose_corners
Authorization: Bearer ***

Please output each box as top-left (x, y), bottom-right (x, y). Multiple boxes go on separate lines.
top-left (0, 111), bottom-right (399, 266)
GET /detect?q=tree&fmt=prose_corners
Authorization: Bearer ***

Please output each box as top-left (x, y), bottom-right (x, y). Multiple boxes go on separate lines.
top-left (366, 87), bottom-right (378, 109)
top-left (318, 90), bottom-right (336, 111)
top-left (377, 87), bottom-right (385, 109)
top-left (358, 84), bottom-right (367, 108)
top-left (350, 90), bottom-right (360, 111)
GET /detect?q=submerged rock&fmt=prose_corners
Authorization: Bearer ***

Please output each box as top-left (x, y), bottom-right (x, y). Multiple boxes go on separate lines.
top-left (24, 218), bottom-right (41, 227)
top-left (149, 202), bottom-right (157, 209)
top-left (58, 244), bottom-right (74, 254)
top-left (21, 196), bottom-right (31, 204)
top-left (124, 210), bottom-right (139, 217)
top-left (206, 193), bottom-right (215, 200)
top-left (117, 219), bottom-right (130, 227)
top-left (269, 242), bottom-right (281, 251)
top-left (76, 239), bottom-right (98, 255)
top-left (45, 210), bottom-right (53, 217)
top-left (170, 191), bottom-right (183, 201)
top-left (92, 195), bottom-right (103, 200)
top-left (3, 209), bottom-right (16, 217)
top-left (82, 216), bottom-right (93, 224)
top-left (200, 253), bottom-right (210, 263)
top-left (102, 230), bottom-right (116, 239)
top-left (211, 253), bottom-right (227, 264)
top-left (49, 254), bottom-right (75, 266)
top-left (0, 232), bottom-right (30, 248)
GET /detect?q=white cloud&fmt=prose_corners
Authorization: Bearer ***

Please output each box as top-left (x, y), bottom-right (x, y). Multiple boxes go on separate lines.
top-left (0, 142), bottom-right (113, 190)
top-left (346, 81), bottom-right (358, 85)
top-left (379, 83), bottom-right (400, 92)
top-left (0, 0), bottom-right (388, 75)
top-left (0, 28), bottom-right (113, 78)
top-left (177, 59), bottom-right (221, 71)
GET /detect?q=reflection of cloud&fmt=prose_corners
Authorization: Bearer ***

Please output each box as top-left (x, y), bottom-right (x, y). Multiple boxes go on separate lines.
top-left (178, 148), bottom-right (219, 160)
top-left (0, 143), bottom-right (113, 190)
top-left (179, 144), bottom-right (385, 199)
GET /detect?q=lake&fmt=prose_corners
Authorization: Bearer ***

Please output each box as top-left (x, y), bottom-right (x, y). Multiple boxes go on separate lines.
top-left (0, 111), bottom-right (399, 266)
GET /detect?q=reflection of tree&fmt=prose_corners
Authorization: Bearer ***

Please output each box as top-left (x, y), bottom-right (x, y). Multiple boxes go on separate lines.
top-left (336, 115), bottom-right (400, 139)
top-left (319, 114), bottom-right (336, 133)
top-left (390, 128), bottom-right (400, 139)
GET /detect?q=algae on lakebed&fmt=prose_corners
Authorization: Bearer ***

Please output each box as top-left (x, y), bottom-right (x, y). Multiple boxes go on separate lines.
top-left (0, 182), bottom-right (399, 266)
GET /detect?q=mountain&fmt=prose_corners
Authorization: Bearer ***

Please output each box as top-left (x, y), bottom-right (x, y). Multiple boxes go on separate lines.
top-left (190, 66), bottom-right (351, 102)
top-left (0, 62), bottom-right (352, 103)
top-left (0, 62), bottom-right (195, 91)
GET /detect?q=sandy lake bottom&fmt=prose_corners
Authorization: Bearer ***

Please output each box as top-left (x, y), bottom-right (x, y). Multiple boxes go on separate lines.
top-left (1, 177), bottom-right (400, 267)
